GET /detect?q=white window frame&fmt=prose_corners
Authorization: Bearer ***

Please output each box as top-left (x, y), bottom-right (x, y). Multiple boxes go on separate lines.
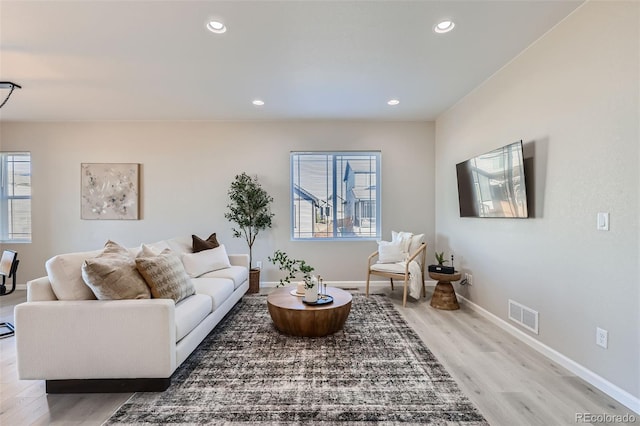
top-left (0, 152), bottom-right (32, 243)
top-left (290, 151), bottom-right (381, 241)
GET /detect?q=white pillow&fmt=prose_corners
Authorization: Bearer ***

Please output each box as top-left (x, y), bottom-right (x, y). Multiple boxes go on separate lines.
top-left (136, 242), bottom-right (170, 257)
top-left (409, 233), bottom-right (425, 254)
top-left (46, 249), bottom-right (102, 300)
top-left (377, 241), bottom-right (405, 264)
top-left (181, 244), bottom-right (231, 278)
top-left (392, 231), bottom-right (413, 254)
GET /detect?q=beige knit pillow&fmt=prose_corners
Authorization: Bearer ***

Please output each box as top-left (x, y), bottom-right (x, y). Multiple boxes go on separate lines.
top-left (135, 249), bottom-right (195, 303)
top-left (81, 240), bottom-right (151, 300)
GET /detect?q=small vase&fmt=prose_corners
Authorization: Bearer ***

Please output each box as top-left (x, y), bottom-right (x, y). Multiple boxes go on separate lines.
top-left (304, 283), bottom-right (318, 303)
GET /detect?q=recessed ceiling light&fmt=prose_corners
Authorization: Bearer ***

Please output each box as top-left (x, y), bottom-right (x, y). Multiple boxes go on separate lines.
top-left (434, 19), bottom-right (455, 34)
top-left (387, 99), bottom-right (400, 106)
top-left (252, 99), bottom-right (265, 106)
top-left (206, 20), bottom-right (227, 34)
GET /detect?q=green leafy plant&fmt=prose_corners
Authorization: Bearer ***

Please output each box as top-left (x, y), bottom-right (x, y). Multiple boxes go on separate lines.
top-left (224, 172), bottom-right (274, 269)
top-left (435, 251), bottom-right (448, 266)
top-left (268, 250), bottom-right (315, 288)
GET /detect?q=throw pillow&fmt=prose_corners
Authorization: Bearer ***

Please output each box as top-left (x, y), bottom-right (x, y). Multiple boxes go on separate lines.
top-left (46, 249), bottom-right (102, 300)
top-left (136, 249), bottom-right (195, 303)
top-left (392, 231), bottom-right (414, 254)
top-left (409, 233), bottom-right (425, 257)
top-left (81, 240), bottom-right (151, 300)
top-left (181, 244), bottom-right (231, 278)
top-left (192, 233), bottom-right (220, 253)
top-left (377, 241), bottom-right (405, 263)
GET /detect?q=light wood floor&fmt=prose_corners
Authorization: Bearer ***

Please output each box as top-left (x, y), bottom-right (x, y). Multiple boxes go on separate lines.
top-left (1, 288), bottom-right (636, 425)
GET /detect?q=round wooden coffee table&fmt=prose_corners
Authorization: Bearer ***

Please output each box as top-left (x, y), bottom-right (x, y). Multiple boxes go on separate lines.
top-left (429, 271), bottom-right (462, 310)
top-left (267, 287), bottom-right (352, 337)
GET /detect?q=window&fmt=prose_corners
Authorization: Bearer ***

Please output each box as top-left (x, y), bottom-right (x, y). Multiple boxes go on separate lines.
top-left (1, 152), bottom-right (32, 242)
top-left (291, 151), bottom-right (380, 240)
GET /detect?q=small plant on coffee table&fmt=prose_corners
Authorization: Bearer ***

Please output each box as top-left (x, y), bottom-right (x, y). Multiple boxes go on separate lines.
top-left (268, 250), bottom-right (315, 288)
top-left (435, 251), bottom-right (448, 266)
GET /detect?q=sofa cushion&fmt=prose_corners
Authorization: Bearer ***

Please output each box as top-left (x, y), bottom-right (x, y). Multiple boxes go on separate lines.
top-left (136, 249), bottom-right (195, 303)
top-left (81, 240), bottom-right (151, 300)
top-left (166, 236), bottom-right (193, 255)
top-left (192, 233), bottom-right (220, 253)
top-left (200, 266), bottom-right (248, 290)
top-left (181, 244), bottom-right (231, 278)
top-left (192, 278), bottom-right (234, 311)
top-left (174, 294), bottom-right (212, 342)
top-left (128, 240), bottom-right (171, 257)
top-left (46, 249), bottom-right (102, 300)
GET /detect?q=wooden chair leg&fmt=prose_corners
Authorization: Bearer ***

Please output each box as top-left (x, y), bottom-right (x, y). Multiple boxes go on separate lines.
top-left (389, 278), bottom-right (394, 291)
top-left (402, 276), bottom-right (408, 307)
top-left (366, 271), bottom-right (371, 297)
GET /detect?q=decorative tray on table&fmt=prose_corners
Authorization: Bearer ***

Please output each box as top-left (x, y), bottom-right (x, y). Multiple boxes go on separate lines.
top-left (302, 295), bottom-right (334, 305)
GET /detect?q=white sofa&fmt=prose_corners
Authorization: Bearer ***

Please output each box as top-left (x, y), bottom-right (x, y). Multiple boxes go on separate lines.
top-left (14, 236), bottom-right (249, 393)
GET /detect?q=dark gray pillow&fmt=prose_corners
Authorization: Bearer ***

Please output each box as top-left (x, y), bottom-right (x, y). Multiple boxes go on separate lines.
top-left (192, 233), bottom-right (220, 252)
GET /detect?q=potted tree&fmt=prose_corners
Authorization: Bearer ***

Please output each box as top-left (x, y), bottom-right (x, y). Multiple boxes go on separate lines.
top-left (225, 172), bottom-right (274, 293)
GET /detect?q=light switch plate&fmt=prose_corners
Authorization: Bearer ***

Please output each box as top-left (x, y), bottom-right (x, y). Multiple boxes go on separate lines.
top-left (597, 212), bottom-right (609, 231)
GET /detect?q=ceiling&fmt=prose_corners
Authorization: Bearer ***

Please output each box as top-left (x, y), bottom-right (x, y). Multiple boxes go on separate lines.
top-left (0, 0), bottom-right (583, 122)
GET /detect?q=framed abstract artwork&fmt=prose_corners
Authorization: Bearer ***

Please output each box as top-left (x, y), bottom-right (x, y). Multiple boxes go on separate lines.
top-left (81, 163), bottom-right (140, 220)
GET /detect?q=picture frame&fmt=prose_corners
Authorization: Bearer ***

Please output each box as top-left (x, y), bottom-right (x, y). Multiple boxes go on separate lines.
top-left (81, 163), bottom-right (140, 220)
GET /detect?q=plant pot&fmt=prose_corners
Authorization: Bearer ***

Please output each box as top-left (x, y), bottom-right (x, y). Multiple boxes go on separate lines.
top-left (304, 284), bottom-right (318, 303)
top-left (248, 268), bottom-right (260, 294)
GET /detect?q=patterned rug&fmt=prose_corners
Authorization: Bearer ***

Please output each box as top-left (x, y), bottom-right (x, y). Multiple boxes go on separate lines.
top-left (106, 293), bottom-right (488, 425)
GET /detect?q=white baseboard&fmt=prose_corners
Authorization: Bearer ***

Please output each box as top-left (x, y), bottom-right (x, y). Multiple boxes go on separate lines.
top-left (457, 293), bottom-right (640, 415)
top-left (259, 280), bottom-right (437, 290)
top-left (260, 280), bottom-right (392, 289)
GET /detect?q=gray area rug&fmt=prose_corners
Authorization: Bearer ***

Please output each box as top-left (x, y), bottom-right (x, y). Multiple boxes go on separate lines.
top-left (106, 293), bottom-right (488, 425)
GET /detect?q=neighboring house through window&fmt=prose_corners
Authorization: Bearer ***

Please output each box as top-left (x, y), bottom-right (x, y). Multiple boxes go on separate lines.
top-left (291, 151), bottom-right (380, 240)
top-left (0, 152), bottom-right (32, 242)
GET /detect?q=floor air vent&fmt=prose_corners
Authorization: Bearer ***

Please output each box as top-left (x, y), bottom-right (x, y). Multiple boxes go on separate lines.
top-left (508, 299), bottom-right (539, 334)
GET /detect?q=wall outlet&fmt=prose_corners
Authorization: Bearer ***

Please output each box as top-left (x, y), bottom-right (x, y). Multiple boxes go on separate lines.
top-left (596, 327), bottom-right (608, 349)
top-left (256, 261), bottom-right (262, 269)
top-left (465, 273), bottom-right (473, 285)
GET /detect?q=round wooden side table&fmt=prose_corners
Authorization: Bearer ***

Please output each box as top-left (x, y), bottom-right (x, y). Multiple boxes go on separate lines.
top-left (266, 286), bottom-right (352, 337)
top-left (429, 271), bottom-right (462, 310)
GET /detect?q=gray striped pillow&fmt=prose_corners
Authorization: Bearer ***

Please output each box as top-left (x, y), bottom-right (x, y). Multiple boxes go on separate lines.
top-left (135, 249), bottom-right (195, 303)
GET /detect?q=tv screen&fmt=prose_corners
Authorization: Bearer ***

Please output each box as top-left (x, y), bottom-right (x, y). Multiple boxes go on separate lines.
top-left (456, 141), bottom-right (529, 218)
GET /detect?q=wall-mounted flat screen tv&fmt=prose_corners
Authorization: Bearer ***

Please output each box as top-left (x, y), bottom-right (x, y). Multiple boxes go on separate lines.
top-left (456, 140), bottom-right (529, 218)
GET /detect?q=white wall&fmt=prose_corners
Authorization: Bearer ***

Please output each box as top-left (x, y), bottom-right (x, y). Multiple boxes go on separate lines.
top-left (1, 120), bottom-right (435, 285)
top-left (435, 1), bottom-right (639, 398)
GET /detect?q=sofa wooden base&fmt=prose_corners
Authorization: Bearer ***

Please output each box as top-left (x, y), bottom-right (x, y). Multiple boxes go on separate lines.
top-left (45, 378), bottom-right (171, 393)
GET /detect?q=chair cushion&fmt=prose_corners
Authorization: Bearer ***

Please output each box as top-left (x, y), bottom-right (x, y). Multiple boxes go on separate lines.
top-left (81, 240), bottom-right (151, 300)
top-left (192, 278), bottom-right (235, 311)
top-left (199, 266), bottom-right (248, 289)
top-left (181, 244), bottom-right (231, 278)
top-left (174, 294), bottom-right (212, 342)
top-left (370, 263), bottom-right (407, 274)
